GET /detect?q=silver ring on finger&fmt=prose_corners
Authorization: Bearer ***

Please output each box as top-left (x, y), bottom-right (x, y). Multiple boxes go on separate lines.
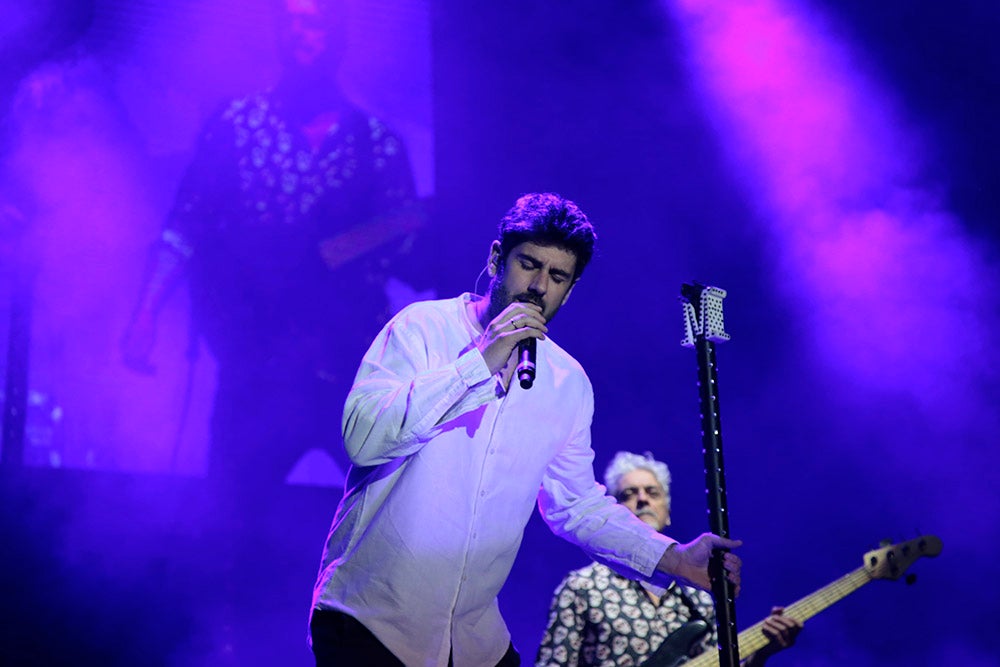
top-left (510, 318), bottom-right (517, 329)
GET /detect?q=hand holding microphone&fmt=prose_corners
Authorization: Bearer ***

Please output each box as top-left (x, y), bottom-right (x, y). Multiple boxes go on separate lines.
top-left (476, 302), bottom-right (547, 382)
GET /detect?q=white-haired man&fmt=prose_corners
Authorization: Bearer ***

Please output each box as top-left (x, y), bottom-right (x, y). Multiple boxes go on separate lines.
top-left (536, 451), bottom-right (801, 667)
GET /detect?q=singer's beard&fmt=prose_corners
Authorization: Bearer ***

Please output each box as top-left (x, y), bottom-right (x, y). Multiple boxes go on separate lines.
top-left (486, 278), bottom-right (548, 323)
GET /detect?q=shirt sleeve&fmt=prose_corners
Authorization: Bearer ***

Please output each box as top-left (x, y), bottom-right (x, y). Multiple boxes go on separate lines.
top-left (367, 115), bottom-right (417, 209)
top-left (535, 575), bottom-right (586, 667)
top-left (341, 305), bottom-right (498, 466)
top-left (537, 376), bottom-right (676, 580)
top-left (163, 106), bottom-right (239, 257)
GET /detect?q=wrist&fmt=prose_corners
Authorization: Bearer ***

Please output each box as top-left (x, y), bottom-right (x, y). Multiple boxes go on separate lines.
top-left (655, 542), bottom-right (680, 577)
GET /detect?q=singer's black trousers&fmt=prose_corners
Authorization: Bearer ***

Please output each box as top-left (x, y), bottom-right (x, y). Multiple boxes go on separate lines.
top-left (310, 609), bottom-right (521, 666)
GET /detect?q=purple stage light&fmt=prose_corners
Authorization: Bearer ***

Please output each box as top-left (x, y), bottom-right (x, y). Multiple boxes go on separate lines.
top-left (662, 6), bottom-right (999, 662)
top-left (663, 0), bottom-right (998, 415)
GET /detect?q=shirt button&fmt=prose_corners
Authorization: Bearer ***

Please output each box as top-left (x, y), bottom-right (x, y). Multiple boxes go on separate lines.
top-left (480, 490), bottom-right (486, 497)
top-left (490, 448), bottom-right (496, 454)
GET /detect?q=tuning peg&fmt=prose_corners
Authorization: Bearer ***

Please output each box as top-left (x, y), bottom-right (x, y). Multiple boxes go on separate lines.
top-left (879, 538), bottom-right (893, 548)
top-left (905, 574), bottom-right (917, 586)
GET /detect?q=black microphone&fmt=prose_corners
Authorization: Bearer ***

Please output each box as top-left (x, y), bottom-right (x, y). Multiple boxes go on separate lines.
top-left (516, 337), bottom-right (536, 389)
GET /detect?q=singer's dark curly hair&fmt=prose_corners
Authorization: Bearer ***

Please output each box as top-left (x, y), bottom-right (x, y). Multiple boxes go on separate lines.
top-left (496, 192), bottom-right (597, 281)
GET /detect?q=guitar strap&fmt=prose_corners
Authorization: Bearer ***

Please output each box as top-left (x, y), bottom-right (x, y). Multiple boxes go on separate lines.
top-left (639, 580), bottom-right (708, 624)
top-left (672, 584), bottom-right (709, 624)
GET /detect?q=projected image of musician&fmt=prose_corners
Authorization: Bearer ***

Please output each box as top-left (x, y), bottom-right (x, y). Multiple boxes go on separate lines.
top-left (536, 451), bottom-right (802, 667)
top-left (121, 0), bottom-right (423, 496)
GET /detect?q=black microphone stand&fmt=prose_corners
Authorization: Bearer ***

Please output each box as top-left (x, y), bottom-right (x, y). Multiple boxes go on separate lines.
top-left (681, 282), bottom-right (739, 667)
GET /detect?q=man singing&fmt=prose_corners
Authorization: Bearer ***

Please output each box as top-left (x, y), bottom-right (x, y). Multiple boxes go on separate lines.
top-left (310, 193), bottom-right (743, 667)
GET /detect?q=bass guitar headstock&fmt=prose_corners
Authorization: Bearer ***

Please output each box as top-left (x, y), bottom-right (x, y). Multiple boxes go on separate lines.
top-left (863, 535), bottom-right (942, 581)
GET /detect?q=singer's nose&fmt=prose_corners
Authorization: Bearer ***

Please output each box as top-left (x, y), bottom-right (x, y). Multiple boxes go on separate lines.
top-left (529, 272), bottom-right (548, 296)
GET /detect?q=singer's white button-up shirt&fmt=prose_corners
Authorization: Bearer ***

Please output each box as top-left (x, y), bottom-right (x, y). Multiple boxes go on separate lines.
top-left (312, 293), bottom-right (674, 667)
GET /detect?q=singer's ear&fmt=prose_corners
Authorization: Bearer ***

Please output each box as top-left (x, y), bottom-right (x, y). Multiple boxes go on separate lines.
top-left (487, 241), bottom-right (501, 277)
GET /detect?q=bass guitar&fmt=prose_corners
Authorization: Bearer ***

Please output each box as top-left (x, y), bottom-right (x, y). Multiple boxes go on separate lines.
top-left (645, 535), bottom-right (943, 667)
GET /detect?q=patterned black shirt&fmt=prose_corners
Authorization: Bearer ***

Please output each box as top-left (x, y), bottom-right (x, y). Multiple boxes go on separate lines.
top-left (163, 87), bottom-right (417, 373)
top-left (536, 562), bottom-right (717, 667)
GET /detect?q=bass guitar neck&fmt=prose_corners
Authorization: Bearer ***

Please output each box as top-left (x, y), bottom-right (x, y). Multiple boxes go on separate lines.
top-left (678, 535), bottom-right (942, 667)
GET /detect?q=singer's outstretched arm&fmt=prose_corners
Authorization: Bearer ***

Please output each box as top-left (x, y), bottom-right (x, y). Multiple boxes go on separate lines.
top-left (538, 384), bottom-right (680, 582)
